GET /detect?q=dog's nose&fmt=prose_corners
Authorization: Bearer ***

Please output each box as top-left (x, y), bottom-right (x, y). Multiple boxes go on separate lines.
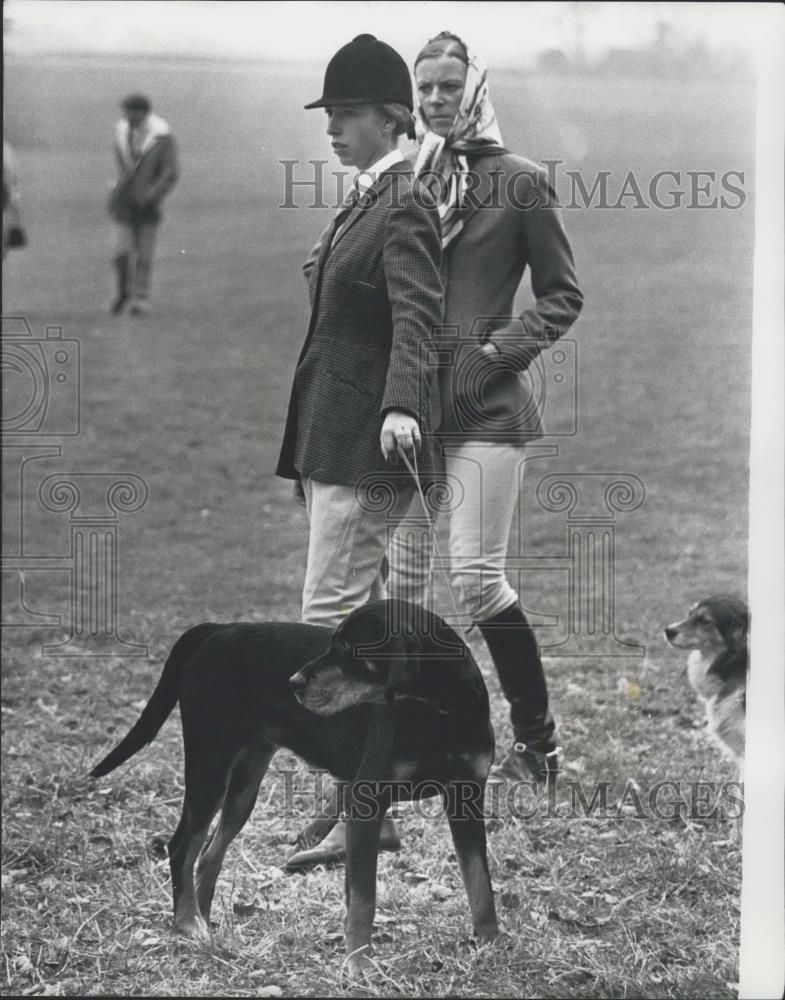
top-left (289, 672), bottom-right (306, 693)
top-left (664, 627), bottom-right (676, 640)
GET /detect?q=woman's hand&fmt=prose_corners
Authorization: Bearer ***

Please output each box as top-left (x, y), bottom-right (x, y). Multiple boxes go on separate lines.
top-left (380, 410), bottom-right (422, 464)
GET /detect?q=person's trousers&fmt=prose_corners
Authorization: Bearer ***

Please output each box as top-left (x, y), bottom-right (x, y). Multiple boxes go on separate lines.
top-left (387, 442), bottom-right (553, 744)
top-left (387, 442), bottom-right (521, 621)
top-left (301, 477), bottom-right (415, 628)
top-left (114, 222), bottom-right (158, 302)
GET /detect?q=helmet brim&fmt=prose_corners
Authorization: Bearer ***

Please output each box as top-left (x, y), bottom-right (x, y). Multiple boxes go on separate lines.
top-left (304, 95), bottom-right (370, 110)
top-left (304, 96), bottom-right (413, 111)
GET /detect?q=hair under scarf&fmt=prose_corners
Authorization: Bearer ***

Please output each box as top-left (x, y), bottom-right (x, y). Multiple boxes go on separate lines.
top-left (413, 32), bottom-right (506, 248)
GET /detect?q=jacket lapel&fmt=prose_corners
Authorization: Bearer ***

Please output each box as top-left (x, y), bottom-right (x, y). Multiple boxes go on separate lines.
top-left (451, 153), bottom-right (499, 237)
top-left (329, 161), bottom-right (411, 253)
top-left (314, 223), bottom-right (334, 274)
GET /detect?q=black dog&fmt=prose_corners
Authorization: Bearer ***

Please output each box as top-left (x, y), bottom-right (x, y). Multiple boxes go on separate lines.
top-left (90, 599), bottom-right (498, 978)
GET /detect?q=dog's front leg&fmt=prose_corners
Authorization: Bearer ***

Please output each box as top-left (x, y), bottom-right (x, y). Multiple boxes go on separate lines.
top-left (342, 711), bottom-right (395, 979)
top-left (445, 781), bottom-right (499, 941)
top-left (343, 792), bottom-right (386, 980)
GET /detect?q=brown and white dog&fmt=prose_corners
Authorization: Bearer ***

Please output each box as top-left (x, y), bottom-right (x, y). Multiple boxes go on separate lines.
top-left (664, 595), bottom-right (749, 771)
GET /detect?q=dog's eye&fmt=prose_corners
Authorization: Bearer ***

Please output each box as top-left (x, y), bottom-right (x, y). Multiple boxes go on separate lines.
top-left (363, 659), bottom-right (381, 679)
top-left (337, 639), bottom-right (358, 662)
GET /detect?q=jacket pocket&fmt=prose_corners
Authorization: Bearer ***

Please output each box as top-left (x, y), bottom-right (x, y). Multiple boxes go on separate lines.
top-left (325, 365), bottom-right (378, 401)
top-left (450, 343), bottom-right (515, 427)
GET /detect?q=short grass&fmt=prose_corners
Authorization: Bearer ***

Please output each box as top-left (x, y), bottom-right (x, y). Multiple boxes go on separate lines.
top-left (2, 55), bottom-right (753, 997)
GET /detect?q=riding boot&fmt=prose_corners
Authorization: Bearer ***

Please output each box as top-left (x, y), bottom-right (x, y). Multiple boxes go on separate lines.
top-left (478, 602), bottom-right (559, 784)
top-left (285, 815), bottom-right (402, 870)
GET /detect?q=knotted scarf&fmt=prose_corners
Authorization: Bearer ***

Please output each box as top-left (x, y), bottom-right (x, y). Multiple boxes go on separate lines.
top-left (413, 37), bottom-right (507, 248)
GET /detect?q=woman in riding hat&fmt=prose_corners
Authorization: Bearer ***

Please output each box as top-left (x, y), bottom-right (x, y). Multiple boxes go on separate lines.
top-left (277, 36), bottom-right (442, 635)
top-left (277, 35), bottom-right (442, 869)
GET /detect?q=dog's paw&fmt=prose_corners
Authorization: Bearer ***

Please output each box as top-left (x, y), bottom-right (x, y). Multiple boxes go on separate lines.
top-left (344, 947), bottom-right (376, 981)
top-left (174, 914), bottom-right (210, 941)
top-left (474, 921), bottom-right (501, 943)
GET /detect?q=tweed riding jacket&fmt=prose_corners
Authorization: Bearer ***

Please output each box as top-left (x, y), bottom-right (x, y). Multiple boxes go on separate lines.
top-left (433, 152), bottom-right (583, 443)
top-left (277, 161), bottom-right (443, 488)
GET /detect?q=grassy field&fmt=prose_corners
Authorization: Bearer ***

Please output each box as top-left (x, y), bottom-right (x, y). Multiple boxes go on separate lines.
top-left (2, 54), bottom-right (754, 997)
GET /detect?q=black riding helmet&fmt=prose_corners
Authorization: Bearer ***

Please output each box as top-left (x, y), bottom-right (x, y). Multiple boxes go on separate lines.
top-left (304, 34), bottom-right (413, 110)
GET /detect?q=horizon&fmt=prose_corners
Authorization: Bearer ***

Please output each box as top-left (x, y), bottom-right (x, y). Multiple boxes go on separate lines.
top-left (3, 1), bottom-right (765, 70)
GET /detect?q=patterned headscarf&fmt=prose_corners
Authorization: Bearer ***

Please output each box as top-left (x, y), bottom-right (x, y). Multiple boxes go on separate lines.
top-left (413, 32), bottom-right (506, 248)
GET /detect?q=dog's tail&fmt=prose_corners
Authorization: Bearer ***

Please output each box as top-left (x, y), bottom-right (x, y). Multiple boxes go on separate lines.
top-left (90, 624), bottom-right (215, 779)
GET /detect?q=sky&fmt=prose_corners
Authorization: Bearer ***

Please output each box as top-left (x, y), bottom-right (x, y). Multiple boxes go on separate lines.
top-left (2, 1), bottom-right (766, 67)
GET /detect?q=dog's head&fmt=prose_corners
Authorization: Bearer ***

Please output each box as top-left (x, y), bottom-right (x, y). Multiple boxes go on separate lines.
top-left (290, 599), bottom-right (476, 716)
top-left (664, 595), bottom-right (749, 654)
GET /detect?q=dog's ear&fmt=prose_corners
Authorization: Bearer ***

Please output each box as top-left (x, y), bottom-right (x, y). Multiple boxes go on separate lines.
top-left (425, 613), bottom-right (469, 661)
top-left (731, 613), bottom-right (749, 656)
top-left (385, 614), bottom-right (479, 715)
top-left (726, 603), bottom-right (749, 654)
top-left (381, 632), bottom-right (423, 706)
top-left (707, 596), bottom-right (749, 654)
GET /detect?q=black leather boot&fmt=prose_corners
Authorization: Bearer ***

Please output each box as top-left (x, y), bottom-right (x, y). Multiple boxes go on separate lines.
top-left (478, 602), bottom-right (559, 784)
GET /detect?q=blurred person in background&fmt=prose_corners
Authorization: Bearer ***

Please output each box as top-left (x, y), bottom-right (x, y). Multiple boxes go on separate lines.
top-left (108, 93), bottom-right (178, 316)
top-left (386, 31), bottom-right (583, 788)
top-left (3, 139), bottom-right (26, 257)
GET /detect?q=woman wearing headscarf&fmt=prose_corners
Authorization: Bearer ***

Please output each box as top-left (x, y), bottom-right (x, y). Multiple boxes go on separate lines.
top-left (388, 32), bottom-right (584, 787)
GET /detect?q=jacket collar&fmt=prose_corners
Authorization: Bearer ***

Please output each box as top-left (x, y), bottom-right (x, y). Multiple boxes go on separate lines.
top-left (446, 151), bottom-right (501, 245)
top-left (115, 113), bottom-right (171, 171)
top-left (354, 149), bottom-right (408, 193)
top-left (329, 158), bottom-right (411, 252)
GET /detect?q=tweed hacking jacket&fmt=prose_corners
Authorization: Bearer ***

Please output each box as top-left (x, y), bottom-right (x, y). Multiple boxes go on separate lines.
top-left (433, 151), bottom-right (583, 443)
top-left (276, 161), bottom-right (443, 489)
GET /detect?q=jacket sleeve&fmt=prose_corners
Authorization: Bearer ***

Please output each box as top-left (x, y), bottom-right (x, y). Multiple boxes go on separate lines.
top-left (380, 184), bottom-right (443, 421)
top-left (493, 165), bottom-right (583, 372)
top-left (114, 145), bottom-right (127, 178)
top-left (146, 134), bottom-right (179, 204)
top-left (303, 235), bottom-right (322, 284)
top-left (3, 143), bottom-right (20, 217)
